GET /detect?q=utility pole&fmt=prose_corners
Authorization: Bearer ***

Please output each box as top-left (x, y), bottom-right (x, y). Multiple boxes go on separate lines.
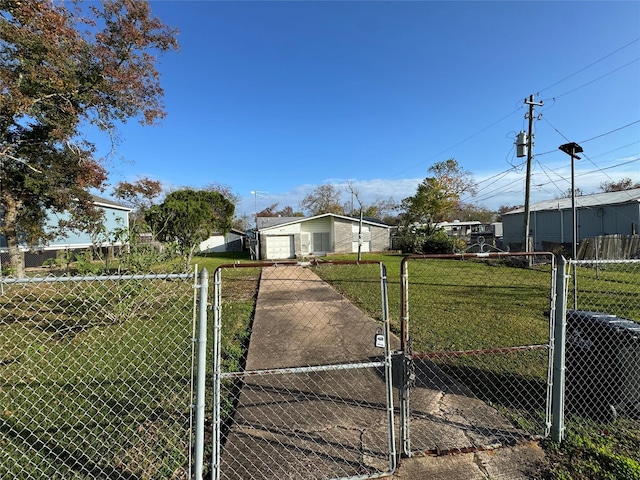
top-left (522, 94), bottom-right (543, 255)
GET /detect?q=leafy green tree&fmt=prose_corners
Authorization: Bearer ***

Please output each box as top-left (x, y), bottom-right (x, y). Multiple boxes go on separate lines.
top-left (0, 0), bottom-right (178, 276)
top-left (145, 189), bottom-right (234, 269)
top-left (401, 159), bottom-right (477, 230)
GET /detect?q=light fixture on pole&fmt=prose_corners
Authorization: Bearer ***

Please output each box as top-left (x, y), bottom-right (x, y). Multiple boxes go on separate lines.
top-left (558, 142), bottom-right (583, 260)
top-left (559, 142), bottom-right (583, 309)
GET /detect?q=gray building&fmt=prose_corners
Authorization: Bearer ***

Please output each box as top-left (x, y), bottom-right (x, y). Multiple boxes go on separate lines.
top-left (255, 213), bottom-right (391, 260)
top-left (502, 188), bottom-right (640, 251)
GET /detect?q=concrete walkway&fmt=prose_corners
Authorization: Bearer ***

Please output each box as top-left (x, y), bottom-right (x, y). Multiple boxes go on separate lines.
top-left (219, 265), bottom-right (545, 480)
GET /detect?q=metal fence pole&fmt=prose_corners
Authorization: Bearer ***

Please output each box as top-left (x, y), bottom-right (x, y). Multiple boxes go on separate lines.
top-left (211, 268), bottom-right (223, 480)
top-left (379, 263), bottom-right (397, 474)
top-left (194, 268), bottom-right (209, 479)
top-left (399, 258), bottom-right (411, 457)
top-left (551, 256), bottom-right (568, 442)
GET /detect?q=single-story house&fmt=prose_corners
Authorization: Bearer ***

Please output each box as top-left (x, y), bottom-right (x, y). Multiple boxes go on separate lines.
top-left (198, 228), bottom-right (247, 254)
top-left (0, 195), bottom-right (132, 268)
top-left (255, 213), bottom-right (391, 260)
top-left (502, 188), bottom-right (640, 251)
top-left (435, 220), bottom-right (481, 237)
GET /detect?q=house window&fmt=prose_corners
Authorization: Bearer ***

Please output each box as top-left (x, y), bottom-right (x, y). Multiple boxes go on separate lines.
top-left (312, 232), bottom-right (330, 252)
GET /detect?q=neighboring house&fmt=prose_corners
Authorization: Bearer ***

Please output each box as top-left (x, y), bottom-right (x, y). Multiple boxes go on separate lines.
top-left (255, 214), bottom-right (391, 260)
top-left (435, 220), bottom-right (481, 241)
top-left (199, 228), bottom-right (246, 254)
top-left (502, 188), bottom-right (640, 251)
top-left (0, 195), bottom-right (132, 268)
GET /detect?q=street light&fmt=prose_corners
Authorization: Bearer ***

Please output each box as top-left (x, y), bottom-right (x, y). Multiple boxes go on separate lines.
top-left (559, 142), bottom-right (583, 309)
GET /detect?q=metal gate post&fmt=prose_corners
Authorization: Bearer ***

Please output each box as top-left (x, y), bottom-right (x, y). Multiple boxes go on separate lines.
top-left (380, 263), bottom-right (397, 473)
top-left (551, 256), bottom-right (568, 442)
top-left (211, 268), bottom-right (223, 480)
top-left (194, 268), bottom-right (209, 480)
top-left (399, 258), bottom-right (411, 457)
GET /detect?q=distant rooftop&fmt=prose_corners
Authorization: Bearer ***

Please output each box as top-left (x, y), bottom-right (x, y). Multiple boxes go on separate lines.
top-left (505, 188), bottom-right (640, 215)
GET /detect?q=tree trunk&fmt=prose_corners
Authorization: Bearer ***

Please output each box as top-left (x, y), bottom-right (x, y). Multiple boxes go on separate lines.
top-left (1, 191), bottom-right (26, 277)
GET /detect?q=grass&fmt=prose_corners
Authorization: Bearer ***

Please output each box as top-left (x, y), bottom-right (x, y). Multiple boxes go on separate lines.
top-left (321, 253), bottom-right (640, 480)
top-left (2, 250), bottom-right (638, 479)
top-left (0, 274), bottom-right (195, 479)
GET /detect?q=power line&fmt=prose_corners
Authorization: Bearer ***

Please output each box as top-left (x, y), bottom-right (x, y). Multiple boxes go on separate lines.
top-left (579, 120), bottom-right (640, 144)
top-left (391, 105), bottom-right (524, 178)
top-left (548, 57), bottom-right (640, 101)
top-left (538, 36), bottom-right (640, 96)
top-left (535, 120), bottom-right (640, 157)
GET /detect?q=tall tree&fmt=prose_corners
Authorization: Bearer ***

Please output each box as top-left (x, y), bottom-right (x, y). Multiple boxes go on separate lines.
top-left (256, 203), bottom-right (302, 217)
top-left (299, 184), bottom-right (344, 216)
top-left (0, 0), bottom-right (178, 276)
top-left (343, 183), bottom-right (398, 222)
top-left (113, 177), bottom-right (163, 228)
top-left (453, 203), bottom-right (495, 223)
top-left (401, 159), bottom-right (477, 229)
top-left (204, 182), bottom-right (240, 206)
top-left (145, 189), bottom-right (234, 270)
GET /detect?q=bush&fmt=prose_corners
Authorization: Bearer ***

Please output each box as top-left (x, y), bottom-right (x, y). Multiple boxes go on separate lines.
top-left (394, 226), bottom-right (465, 254)
top-left (421, 229), bottom-right (465, 254)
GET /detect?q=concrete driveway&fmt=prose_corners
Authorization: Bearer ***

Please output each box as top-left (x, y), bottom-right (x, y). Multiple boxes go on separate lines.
top-left (218, 265), bottom-right (545, 480)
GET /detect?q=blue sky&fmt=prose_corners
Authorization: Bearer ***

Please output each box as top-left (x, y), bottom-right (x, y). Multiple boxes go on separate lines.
top-left (92, 0), bottom-right (640, 219)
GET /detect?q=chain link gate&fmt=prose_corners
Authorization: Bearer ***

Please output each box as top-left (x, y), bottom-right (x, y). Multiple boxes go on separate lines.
top-left (210, 261), bottom-right (396, 480)
top-left (399, 252), bottom-right (557, 457)
top-left (0, 271), bottom-right (198, 479)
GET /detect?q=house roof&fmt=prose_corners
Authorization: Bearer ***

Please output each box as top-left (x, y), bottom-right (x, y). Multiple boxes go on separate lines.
top-left (91, 195), bottom-right (133, 212)
top-left (504, 188), bottom-right (640, 215)
top-left (257, 213), bottom-right (390, 231)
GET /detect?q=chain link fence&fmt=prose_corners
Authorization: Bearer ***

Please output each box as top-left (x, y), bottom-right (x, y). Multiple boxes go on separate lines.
top-left (0, 271), bottom-right (197, 479)
top-left (564, 259), bottom-right (640, 425)
top-left (400, 253), bottom-right (556, 456)
top-left (212, 262), bottom-right (396, 480)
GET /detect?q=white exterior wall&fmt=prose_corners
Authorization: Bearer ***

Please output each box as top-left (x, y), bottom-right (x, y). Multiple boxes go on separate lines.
top-left (300, 218), bottom-right (333, 254)
top-left (199, 235), bottom-right (226, 253)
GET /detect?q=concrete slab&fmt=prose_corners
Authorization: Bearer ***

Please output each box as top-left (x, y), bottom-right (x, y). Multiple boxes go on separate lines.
top-left (387, 441), bottom-right (545, 480)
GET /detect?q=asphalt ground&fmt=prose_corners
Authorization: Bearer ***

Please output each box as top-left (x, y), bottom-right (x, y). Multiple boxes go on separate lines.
top-left (219, 265), bottom-right (545, 479)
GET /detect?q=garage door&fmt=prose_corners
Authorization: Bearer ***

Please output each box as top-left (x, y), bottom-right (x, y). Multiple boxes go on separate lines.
top-left (265, 235), bottom-right (295, 259)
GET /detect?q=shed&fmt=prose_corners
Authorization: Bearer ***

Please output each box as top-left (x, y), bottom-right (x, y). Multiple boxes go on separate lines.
top-left (199, 228), bottom-right (247, 253)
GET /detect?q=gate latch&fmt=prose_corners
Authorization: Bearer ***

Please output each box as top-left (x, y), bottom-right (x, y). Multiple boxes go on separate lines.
top-left (374, 328), bottom-right (385, 348)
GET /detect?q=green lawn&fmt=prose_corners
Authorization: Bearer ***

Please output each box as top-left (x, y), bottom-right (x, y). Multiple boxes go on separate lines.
top-left (0, 275), bottom-right (195, 479)
top-left (319, 253), bottom-right (640, 480)
top-left (2, 250), bottom-right (637, 479)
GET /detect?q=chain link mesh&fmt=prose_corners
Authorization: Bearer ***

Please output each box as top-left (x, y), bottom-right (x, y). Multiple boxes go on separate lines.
top-left (402, 253), bottom-right (555, 455)
top-left (213, 263), bottom-right (395, 480)
top-left (565, 259), bottom-right (640, 426)
top-left (0, 272), bottom-right (196, 479)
